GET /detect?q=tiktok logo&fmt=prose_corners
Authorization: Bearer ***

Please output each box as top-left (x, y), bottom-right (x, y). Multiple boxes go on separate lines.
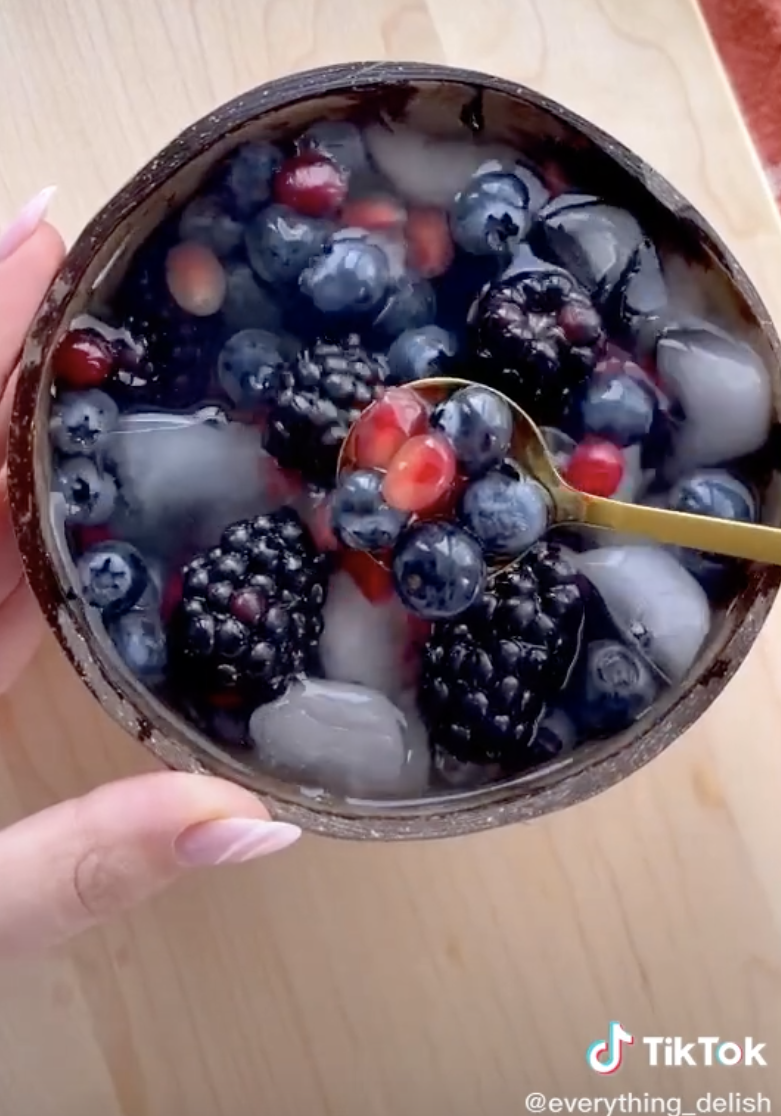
top-left (587, 1021), bottom-right (635, 1074)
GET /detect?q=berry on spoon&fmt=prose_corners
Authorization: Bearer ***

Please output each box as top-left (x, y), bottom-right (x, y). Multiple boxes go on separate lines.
top-left (383, 432), bottom-right (457, 515)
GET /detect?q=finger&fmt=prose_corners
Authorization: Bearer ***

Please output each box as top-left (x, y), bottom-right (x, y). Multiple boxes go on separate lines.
top-left (0, 222), bottom-right (65, 393)
top-left (0, 577), bottom-right (43, 694)
top-left (0, 771), bottom-right (300, 956)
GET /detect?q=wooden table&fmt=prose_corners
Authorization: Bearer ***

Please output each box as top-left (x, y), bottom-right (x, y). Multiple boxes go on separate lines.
top-left (1, 1), bottom-right (780, 1112)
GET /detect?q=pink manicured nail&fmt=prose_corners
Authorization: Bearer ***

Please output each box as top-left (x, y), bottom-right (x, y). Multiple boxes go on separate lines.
top-left (175, 817), bottom-right (302, 866)
top-left (0, 186), bottom-right (57, 262)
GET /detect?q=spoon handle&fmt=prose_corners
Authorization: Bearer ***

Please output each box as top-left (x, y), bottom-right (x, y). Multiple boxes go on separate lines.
top-left (578, 495), bottom-right (781, 564)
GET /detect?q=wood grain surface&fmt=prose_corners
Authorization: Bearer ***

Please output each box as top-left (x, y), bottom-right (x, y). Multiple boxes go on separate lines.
top-left (1, 1), bottom-right (781, 1113)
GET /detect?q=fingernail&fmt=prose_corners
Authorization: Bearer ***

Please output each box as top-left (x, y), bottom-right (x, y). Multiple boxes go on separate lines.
top-left (0, 186), bottom-right (57, 262)
top-left (175, 817), bottom-right (302, 866)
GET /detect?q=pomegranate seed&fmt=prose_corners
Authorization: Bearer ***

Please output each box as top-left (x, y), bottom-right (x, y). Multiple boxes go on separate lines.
top-left (541, 161), bottom-right (569, 197)
top-left (383, 433), bottom-right (457, 514)
top-left (53, 329), bottom-right (114, 388)
top-left (308, 497), bottom-right (339, 552)
top-left (341, 196), bottom-right (405, 232)
top-left (405, 207), bottom-right (454, 278)
top-left (351, 388), bottom-right (430, 470)
top-left (73, 522), bottom-right (114, 551)
top-left (420, 471), bottom-right (467, 521)
top-left (161, 571), bottom-right (184, 623)
top-left (265, 459), bottom-right (305, 504)
top-left (340, 549), bottom-right (395, 603)
top-left (274, 152), bottom-right (348, 218)
top-left (564, 439), bottom-right (625, 497)
top-left (210, 690), bottom-right (245, 710)
top-left (166, 242), bottom-right (226, 316)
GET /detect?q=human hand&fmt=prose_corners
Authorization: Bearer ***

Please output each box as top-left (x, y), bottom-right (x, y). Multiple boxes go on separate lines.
top-left (0, 190), bottom-right (301, 959)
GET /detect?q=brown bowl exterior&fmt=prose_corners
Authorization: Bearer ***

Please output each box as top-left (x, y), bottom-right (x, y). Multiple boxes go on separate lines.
top-left (9, 61), bottom-right (781, 840)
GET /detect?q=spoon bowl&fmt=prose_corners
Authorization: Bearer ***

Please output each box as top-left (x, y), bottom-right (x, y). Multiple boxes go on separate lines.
top-left (398, 377), bottom-right (781, 566)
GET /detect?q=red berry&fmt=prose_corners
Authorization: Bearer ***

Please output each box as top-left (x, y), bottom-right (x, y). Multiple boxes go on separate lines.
top-left (274, 152), bottom-right (348, 217)
top-left (420, 471), bottom-right (467, 521)
top-left (73, 522), bottom-right (114, 552)
top-left (341, 196), bottom-right (405, 232)
top-left (405, 207), bottom-right (454, 278)
top-left (53, 329), bottom-right (113, 388)
top-left (564, 439), bottom-right (625, 497)
top-left (308, 496), bottom-right (339, 552)
top-left (351, 387), bottom-right (429, 470)
top-left (383, 432), bottom-right (457, 514)
top-left (339, 549), bottom-right (395, 603)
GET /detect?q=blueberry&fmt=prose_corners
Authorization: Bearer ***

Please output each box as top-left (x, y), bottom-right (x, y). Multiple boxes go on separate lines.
top-left (222, 262), bottom-right (284, 333)
top-left (299, 234), bottom-right (390, 316)
top-left (474, 158), bottom-right (550, 215)
top-left (178, 194), bottom-right (244, 258)
top-left (581, 372), bottom-right (656, 448)
top-left (450, 172), bottom-right (531, 258)
top-left (386, 325), bottom-right (457, 385)
top-left (49, 390), bottom-right (119, 456)
top-left (245, 205), bottom-right (332, 286)
top-left (431, 384), bottom-right (513, 477)
top-left (218, 329), bottom-right (294, 408)
top-left (331, 470), bottom-right (409, 552)
top-left (459, 470), bottom-right (550, 557)
top-left (296, 121), bottom-right (368, 173)
top-left (77, 542), bottom-right (150, 618)
top-left (224, 142), bottom-right (283, 217)
top-left (108, 608), bottom-right (167, 684)
top-left (392, 522), bottom-right (486, 620)
top-left (574, 639), bottom-right (659, 736)
top-left (372, 273), bottom-right (436, 339)
top-left (54, 457), bottom-right (117, 525)
top-left (666, 471), bottom-right (756, 595)
top-left (667, 470), bottom-right (756, 522)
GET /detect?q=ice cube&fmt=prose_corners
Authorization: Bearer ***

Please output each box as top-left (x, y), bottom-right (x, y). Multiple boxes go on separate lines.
top-left (573, 545), bottom-right (711, 682)
top-left (319, 570), bottom-right (411, 701)
top-left (106, 414), bottom-right (287, 560)
top-left (364, 123), bottom-right (520, 208)
top-left (249, 678), bottom-right (429, 798)
top-left (656, 324), bottom-right (772, 475)
top-left (530, 196), bottom-right (644, 304)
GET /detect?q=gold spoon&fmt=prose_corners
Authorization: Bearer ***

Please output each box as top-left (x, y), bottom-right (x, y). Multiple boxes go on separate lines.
top-left (346, 376), bottom-right (781, 566)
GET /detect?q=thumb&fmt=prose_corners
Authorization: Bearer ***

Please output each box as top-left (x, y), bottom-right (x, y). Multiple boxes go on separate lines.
top-left (0, 771), bottom-right (300, 957)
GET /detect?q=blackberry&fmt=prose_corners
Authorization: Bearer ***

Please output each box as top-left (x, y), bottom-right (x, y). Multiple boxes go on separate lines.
top-left (467, 265), bottom-right (604, 427)
top-left (418, 541), bottom-right (585, 767)
top-left (264, 333), bottom-right (387, 487)
top-left (108, 244), bottom-right (219, 409)
top-left (167, 508), bottom-right (329, 706)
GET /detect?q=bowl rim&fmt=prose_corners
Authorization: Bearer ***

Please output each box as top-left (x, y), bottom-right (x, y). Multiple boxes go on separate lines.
top-left (10, 59), bottom-right (781, 841)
